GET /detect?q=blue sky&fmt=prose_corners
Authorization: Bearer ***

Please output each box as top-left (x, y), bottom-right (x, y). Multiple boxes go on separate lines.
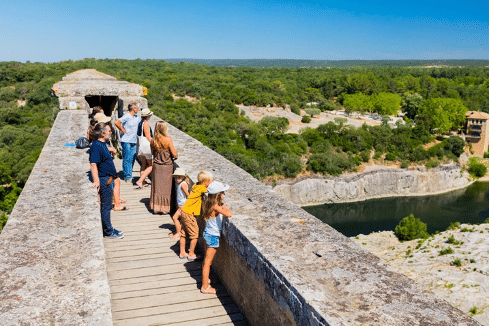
top-left (1, 0), bottom-right (487, 62)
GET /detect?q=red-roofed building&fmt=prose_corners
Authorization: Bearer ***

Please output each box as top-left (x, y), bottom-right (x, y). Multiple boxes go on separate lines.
top-left (465, 111), bottom-right (489, 157)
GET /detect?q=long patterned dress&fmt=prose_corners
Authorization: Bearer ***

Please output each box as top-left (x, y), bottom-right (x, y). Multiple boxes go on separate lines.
top-left (150, 148), bottom-right (173, 214)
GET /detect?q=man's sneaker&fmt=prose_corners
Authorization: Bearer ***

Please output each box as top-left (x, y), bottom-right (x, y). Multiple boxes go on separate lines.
top-left (114, 229), bottom-right (124, 235)
top-left (106, 231), bottom-right (124, 239)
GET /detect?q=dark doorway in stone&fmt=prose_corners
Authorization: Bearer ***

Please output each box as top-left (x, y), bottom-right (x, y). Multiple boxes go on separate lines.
top-left (85, 96), bottom-right (119, 117)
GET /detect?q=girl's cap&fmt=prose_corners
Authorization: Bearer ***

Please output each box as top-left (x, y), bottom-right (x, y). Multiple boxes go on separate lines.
top-left (172, 167), bottom-right (186, 176)
top-left (207, 181), bottom-right (230, 194)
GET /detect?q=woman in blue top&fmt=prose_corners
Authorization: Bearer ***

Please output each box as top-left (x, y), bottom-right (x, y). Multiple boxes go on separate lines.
top-left (135, 108), bottom-right (154, 189)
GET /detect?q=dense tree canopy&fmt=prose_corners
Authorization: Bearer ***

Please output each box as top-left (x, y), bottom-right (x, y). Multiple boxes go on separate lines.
top-left (1, 58), bottom-right (488, 229)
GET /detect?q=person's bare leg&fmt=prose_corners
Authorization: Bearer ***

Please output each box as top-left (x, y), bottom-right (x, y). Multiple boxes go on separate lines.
top-left (170, 209), bottom-right (182, 239)
top-left (179, 237), bottom-right (188, 258)
top-left (136, 157), bottom-right (147, 187)
top-left (113, 177), bottom-right (128, 210)
top-left (201, 247), bottom-right (217, 293)
top-left (188, 239), bottom-right (198, 258)
top-left (140, 164), bottom-right (153, 186)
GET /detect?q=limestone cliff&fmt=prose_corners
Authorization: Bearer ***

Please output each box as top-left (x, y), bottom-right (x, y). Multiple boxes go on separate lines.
top-left (272, 164), bottom-right (472, 206)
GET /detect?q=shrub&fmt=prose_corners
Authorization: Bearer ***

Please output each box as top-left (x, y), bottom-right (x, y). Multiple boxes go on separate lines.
top-left (452, 258), bottom-right (462, 267)
top-left (484, 152), bottom-right (489, 159)
top-left (446, 235), bottom-right (460, 245)
top-left (394, 214), bottom-right (429, 241)
top-left (469, 307), bottom-right (478, 315)
top-left (385, 152), bottom-right (396, 161)
top-left (301, 115), bottom-right (311, 123)
top-left (425, 159), bottom-right (440, 169)
top-left (447, 222), bottom-right (460, 230)
top-left (439, 247), bottom-right (454, 255)
top-left (468, 158), bottom-right (487, 178)
top-left (318, 99), bottom-right (337, 111)
top-left (360, 150), bottom-right (371, 162)
top-left (373, 151), bottom-right (382, 160)
top-left (290, 103), bottom-right (301, 115)
top-left (400, 160), bottom-right (409, 169)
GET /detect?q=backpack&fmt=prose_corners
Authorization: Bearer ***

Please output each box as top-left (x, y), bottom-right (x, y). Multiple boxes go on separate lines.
top-left (75, 137), bottom-right (90, 149)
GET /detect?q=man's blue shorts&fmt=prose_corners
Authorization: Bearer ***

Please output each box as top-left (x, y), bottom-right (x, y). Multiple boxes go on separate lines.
top-left (203, 231), bottom-right (220, 248)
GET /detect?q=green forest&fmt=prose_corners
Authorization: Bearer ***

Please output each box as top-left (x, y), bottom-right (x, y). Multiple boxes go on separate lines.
top-left (1, 58), bottom-right (489, 229)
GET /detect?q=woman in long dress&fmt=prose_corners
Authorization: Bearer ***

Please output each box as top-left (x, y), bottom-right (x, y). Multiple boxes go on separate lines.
top-left (150, 121), bottom-right (178, 214)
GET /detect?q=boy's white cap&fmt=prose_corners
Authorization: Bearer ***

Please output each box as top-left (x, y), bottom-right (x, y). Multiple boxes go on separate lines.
top-left (172, 167), bottom-right (186, 176)
top-left (207, 181), bottom-right (230, 194)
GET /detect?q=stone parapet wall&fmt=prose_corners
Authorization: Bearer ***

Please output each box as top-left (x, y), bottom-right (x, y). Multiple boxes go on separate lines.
top-left (157, 114), bottom-right (477, 326)
top-left (0, 111), bottom-right (112, 325)
top-left (273, 165), bottom-right (472, 207)
top-left (0, 110), bottom-right (478, 325)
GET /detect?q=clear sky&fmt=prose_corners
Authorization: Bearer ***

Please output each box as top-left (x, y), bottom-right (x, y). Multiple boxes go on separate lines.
top-left (1, 0), bottom-right (488, 62)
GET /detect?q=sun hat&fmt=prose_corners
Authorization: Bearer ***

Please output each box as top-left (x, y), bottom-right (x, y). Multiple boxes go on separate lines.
top-left (172, 167), bottom-right (186, 176)
top-left (93, 112), bottom-right (111, 123)
top-left (141, 108), bottom-right (153, 117)
top-left (207, 181), bottom-right (230, 194)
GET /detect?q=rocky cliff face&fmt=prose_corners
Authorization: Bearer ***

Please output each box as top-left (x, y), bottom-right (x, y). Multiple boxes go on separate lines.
top-left (272, 164), bottom-right (472, 206)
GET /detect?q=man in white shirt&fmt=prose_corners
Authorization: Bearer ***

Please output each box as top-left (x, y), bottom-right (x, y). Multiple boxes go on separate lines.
top-left (115, 103), bottom-right (141, 183)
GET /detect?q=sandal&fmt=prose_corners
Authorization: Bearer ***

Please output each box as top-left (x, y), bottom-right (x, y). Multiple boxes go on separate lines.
top-left (201, 286), bottom-right (216, 294)
top-left (113, 206), bottom-right (129, 211)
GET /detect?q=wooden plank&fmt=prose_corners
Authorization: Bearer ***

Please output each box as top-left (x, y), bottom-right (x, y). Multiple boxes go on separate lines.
top-left (107, 256), bottom-right (195, 271)
top-left (169, 313), bottom-right (247, 326)
top-left (107, 261), bottom-right (202, 280)
top-left (113, 303), bottom-right (241, 325)
top-left (109, 273), bottom-right (218, 293)
top-left (113, 297), bottom-right (235, 321)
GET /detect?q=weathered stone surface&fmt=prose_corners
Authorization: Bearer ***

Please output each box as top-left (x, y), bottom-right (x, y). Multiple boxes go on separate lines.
top-left (273, 165), bottom-right (472, 206)
top-left (353, 226), bottom-right (489, 325)
top-left (156, 114), bottom-right (478, 326)
top-left (0, 111), bottom-right (112, 325)
top-left (52, 69), bottom-right (147, 111)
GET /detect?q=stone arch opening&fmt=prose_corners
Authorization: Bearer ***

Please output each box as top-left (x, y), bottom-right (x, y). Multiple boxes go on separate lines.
top-left (85, 95), bottom-right (119, 117)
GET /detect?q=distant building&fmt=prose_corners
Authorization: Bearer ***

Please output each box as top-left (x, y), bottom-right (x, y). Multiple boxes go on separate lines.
top-left (465, 111), bottom-right (489, 157)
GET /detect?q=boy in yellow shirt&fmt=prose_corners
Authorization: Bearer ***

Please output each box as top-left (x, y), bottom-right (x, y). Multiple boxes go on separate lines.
top-left (180, 171), bottom-right (213, 261)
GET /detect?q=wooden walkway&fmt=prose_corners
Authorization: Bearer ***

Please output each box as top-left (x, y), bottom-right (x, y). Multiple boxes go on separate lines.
top-left (103, 159), bottom-right (246, 326)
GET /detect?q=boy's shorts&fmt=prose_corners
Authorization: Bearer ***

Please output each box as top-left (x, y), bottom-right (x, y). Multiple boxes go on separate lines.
top-left (203, 231), bottom-right (220, 248)
top-left (180, 211), bottom-right (199, 239)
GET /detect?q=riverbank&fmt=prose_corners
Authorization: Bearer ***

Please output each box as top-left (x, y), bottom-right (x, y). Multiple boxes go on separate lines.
top-left (272, 163), bottom-right (472, 207)
top-left (352, 225), bottom-right (489, 325)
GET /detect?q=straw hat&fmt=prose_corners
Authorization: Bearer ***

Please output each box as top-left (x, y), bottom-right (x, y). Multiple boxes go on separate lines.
top-left (93, 112), bottom-right (111, 123)
top-left (172, 167), bottom-right (186, 176)
top-left (141, 108), bottom-right (153, 117)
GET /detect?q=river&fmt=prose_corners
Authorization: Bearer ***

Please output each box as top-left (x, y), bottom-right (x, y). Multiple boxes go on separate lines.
top-left (303, 181), bottom-right (489, 237)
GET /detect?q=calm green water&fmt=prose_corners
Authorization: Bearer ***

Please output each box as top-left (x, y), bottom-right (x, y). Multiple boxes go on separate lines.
top-left (303, 182), bottom-right (489, 237)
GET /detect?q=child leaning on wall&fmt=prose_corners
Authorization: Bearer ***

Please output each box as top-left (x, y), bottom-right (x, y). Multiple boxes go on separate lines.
top-left (200, 181), bottom-right (233, 294)
top-left (169, 168), bottom-right (190, 241)
top-left (179, 171), bottom-right (213, 261)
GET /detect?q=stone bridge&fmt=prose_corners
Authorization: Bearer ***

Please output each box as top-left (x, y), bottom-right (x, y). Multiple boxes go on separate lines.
top-left (0, 70), bottom-right (479, 325)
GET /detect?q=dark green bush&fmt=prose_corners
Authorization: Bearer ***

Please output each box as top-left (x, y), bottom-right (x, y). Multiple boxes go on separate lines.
top-left (468, 158), bottom-right (487, 177)
top-left (290, 103), bottom-right (301, 115)
top-left (373, 151), bottom-right (382, 160)
top-left (301, 115), bottom-right (311, 123)
top-left (394, 214), bottom-right (429, 241)
top-left (452, 258), bottom-right (462, 267)
top-left (439, 247), bottom-right (454, 255)
top-left (360, 150), bottom-right (371, 162)
top-left (446, 235), bottom-right (460, 245)
top-left (400, 160), bottom-right (409, 169)
top-left (385, 152), bottom-right (396, 161)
